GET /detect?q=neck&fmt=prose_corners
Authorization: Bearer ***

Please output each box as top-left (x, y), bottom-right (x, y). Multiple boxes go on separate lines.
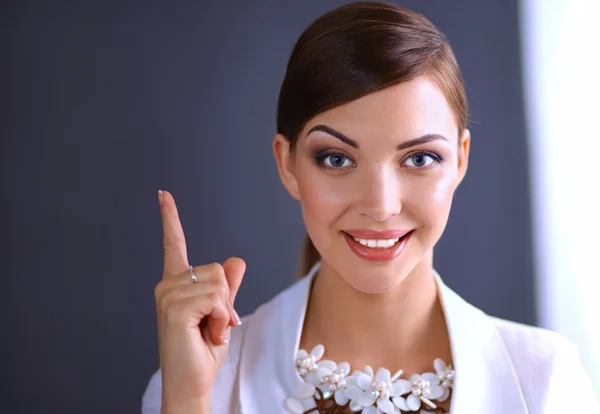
top-left (301, 254), bottom-right (450, 370)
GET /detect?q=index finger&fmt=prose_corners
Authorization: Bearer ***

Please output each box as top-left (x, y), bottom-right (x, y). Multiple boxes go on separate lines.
top-left (158, 190), bottom-right (189, 278)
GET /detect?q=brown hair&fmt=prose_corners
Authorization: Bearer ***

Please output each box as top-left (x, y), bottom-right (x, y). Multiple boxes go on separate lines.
top-left (276, 2), bottom-right (468, 278)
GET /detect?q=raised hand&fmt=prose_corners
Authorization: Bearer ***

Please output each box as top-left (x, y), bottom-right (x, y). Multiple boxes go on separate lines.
top-left (154, 190), bottom-right (245, 413)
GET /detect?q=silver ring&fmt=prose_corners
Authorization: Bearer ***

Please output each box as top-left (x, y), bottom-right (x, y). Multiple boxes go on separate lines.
top-left (188, 266), bottom-right (198, 283)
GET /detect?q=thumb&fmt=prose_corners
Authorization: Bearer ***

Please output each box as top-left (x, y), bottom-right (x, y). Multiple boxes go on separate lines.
top-left (222, 257), bottom-right (246, 304)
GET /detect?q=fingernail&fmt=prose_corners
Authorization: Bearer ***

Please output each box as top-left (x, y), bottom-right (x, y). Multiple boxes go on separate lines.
top-left (158, 190), bottom-right (163, 204)
top-left (233, 309), bottom-right (242, 326)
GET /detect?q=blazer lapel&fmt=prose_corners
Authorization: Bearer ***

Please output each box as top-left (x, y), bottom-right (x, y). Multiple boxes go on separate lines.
top-left (238, 264), bottom-right (318, 414)
top-left (436, 273), bottom-right (529, 413)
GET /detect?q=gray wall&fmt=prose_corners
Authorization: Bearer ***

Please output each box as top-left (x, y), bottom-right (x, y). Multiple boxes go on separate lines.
top-left (1, 1), bottom-right (534, 412)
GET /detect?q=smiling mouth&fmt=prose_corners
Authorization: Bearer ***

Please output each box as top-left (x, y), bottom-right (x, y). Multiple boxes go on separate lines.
top-left (342, 230), bottom-right (414, 249)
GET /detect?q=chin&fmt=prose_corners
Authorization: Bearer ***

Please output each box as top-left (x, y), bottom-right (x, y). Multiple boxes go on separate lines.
top-left (339, 262), bottom-right (410, 295)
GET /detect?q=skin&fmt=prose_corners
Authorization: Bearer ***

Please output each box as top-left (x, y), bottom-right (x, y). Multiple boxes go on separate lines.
top-left (273, 76), bottom-right (470, 376)
top-left (155, 190), bottom-right (245, 413)
top-left (154, 75), bottom-right (470, 413)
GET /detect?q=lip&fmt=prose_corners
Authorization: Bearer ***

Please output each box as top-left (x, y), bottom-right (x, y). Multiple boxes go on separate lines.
top-left (342, 230), bottom-right (414, 262)
top-left (343, 229), bottom-right (413, 239)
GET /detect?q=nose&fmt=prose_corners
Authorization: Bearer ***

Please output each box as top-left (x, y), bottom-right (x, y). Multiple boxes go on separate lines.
top-left (355, 165), bottom-right (402, 222)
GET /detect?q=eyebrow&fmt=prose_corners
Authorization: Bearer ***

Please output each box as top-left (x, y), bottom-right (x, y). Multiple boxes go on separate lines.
top-left (307, 124), bottom-right (448, 151)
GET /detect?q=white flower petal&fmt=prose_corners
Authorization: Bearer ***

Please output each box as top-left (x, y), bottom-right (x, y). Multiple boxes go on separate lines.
top-left (422, 372), bottom-right (440, 385)
top-left (345, 376), bottom-right (359, 388)
top-left (407, 394), bottom-right (421, 411)
top-left (357, 391), bottom-right (377, 407)
top-left (364, 365), bottom-right (374, 377)
top-left (358, 373), bottom-right (373, 391)
top-left (438, 387), bottom-right (450, 402)
top-left (305, 372), bottom-right (320, 386)
top-left (375, 368), bottom-right (391, 380)
top-left (392, 397), bottom-right (408, 411)
top-left (285, 397), bottom-right (305, 414)
top-left (316, 367), bottom-right (333, 381)
top-left (377, 398), bottom-right (394, 413)
top-left (362, 406), bottom-right (378, 414)
top-left (391, 379), bottom-right (412, 396)
top-left (295, 382), bottom-right (316, 399)
top-left (349, 399), bottom-right (363, 412)
top-left (428, 385), bottom-right (444, 400)
top-left (433, 359), bottom-right (447, 373)
top-left (336, 361), bottom-right (351, 375)
top-left (310, 344), bottom-right (325, 360)
top-left (344, 386), bottom-right (364, 400)
top-left (335, 389), bottom-right (349, 406)
top-left (297, 349), bottom-right (308, 359)
top-left (318, 360), bottom-right (337, 371)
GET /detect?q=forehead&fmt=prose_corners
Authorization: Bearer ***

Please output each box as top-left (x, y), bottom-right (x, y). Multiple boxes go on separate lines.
top-left (303, 76), bottom-right (458, 142)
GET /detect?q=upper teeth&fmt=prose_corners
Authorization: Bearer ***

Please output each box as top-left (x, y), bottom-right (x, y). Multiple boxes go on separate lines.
top-left (352, 237), bottom-right (400, 248)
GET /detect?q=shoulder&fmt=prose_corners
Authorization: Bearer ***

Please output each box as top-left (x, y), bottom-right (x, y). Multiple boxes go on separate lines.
top-left (491, 316), bottom-right (575, 359)
top-left (490, 316), bottom-right (599, 411)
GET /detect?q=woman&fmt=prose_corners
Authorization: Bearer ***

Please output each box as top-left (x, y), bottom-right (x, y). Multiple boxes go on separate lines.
top-left (142, 2), bottom-right (598, 413)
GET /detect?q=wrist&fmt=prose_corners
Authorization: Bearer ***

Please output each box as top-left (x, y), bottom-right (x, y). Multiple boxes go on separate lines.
top-left (161, 396), bottom-right (211, 414)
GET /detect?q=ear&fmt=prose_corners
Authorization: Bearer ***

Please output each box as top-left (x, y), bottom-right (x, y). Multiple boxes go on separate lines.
top-left (456, 128), bottom-right (471, 187)
top-left (272, 133), bottom-right (301, 200)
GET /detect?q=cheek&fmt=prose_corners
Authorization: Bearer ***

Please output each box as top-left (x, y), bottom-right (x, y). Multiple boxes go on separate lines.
top-left (295, 163), bottom-right (348, 222)
top-left (406, 172), bottom-right (456, 228)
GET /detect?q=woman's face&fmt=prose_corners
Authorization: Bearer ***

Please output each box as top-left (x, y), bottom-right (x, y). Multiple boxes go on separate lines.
top-left (274, 76), bottom-right (470, 294)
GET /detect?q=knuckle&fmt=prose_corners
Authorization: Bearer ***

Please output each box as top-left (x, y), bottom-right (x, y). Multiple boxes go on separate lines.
top-left (154, 281), bottom-right (166, 303)
top-left (214, 302), bottom-right (230, 321)
top-left (204, 291), bottom-right (219, 303)
top-left (206, 262), bottom-right (225, 280)
top-left (157, 291), bottom-right (173, 311)
top-left (157, 286), bottom-right (183, 311)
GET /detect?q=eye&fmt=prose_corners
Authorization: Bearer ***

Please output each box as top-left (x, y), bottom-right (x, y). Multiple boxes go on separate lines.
top-left (317, 153), bottom-right (354, 168)
top-left (403, 151), bottom-right (441, 168)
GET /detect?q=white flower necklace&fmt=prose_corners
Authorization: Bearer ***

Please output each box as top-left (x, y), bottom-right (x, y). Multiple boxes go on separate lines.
top-left (285, 345), bottom-right (455, 414)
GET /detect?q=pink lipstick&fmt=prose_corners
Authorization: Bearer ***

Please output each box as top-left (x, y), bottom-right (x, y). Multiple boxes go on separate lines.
top-left (342, 229), bottom-right (414, 262)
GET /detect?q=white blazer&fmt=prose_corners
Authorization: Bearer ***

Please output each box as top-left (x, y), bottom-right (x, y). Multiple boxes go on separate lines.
top-left (142, 264), bottom-right (599, 413)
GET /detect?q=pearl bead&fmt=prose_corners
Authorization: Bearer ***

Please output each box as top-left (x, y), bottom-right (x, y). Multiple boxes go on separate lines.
top-left (370, 390), bottom-right (380, 399)
top-left (442, 380), bottom-right (450, 388)
top-left (412, 388), bottom-right (421, 396)
top-left (422, 388), bottom-right (431, 398)
top-left (299, 368), bottom-right (307, 376)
